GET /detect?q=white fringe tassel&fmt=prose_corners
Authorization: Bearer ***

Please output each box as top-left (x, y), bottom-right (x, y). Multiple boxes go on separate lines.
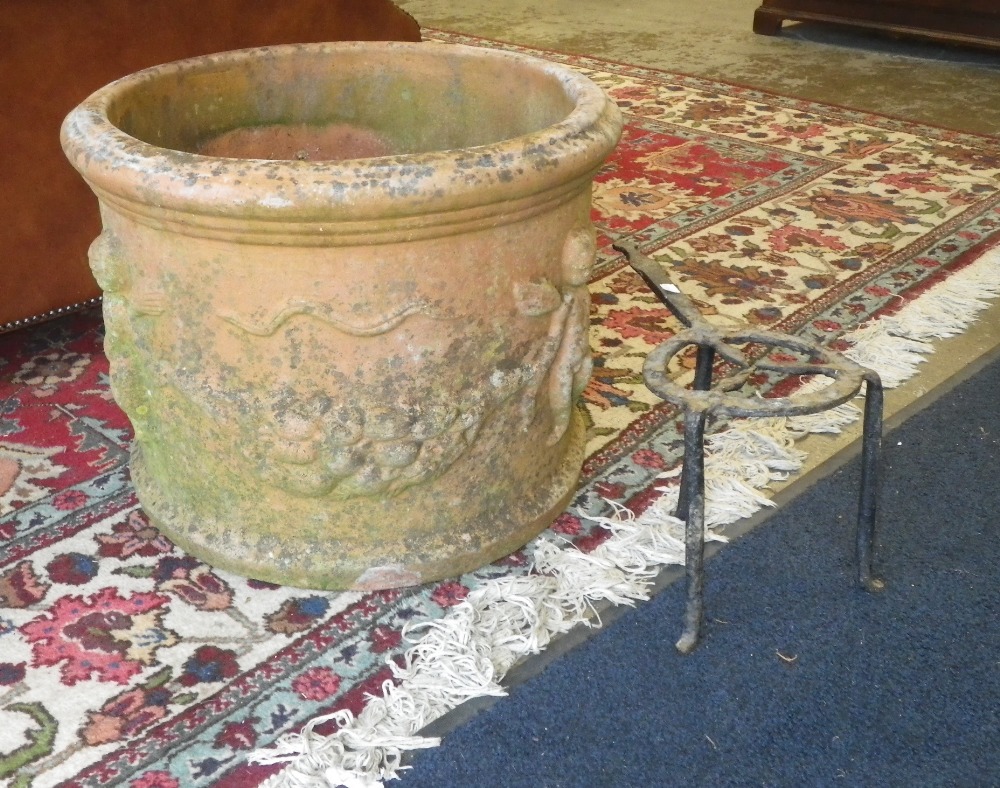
top-left (252, 248), bottom-right (1000, 787)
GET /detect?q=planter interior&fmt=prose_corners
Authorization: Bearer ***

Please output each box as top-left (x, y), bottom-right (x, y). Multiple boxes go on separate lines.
top-left (111, 46), bottom-right (576, 161)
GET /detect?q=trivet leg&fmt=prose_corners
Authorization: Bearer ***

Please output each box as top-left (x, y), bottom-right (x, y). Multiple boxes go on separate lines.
top-left (676, 345), bottom-right (715, 519)
top-left (693, 344), bottom-right (715, 391)
top-left (857, 371), bottom-right (885, 593)
top-left (677, 406), bottom-right (709, 654)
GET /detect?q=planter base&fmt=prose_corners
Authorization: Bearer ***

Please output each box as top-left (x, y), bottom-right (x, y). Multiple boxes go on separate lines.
top-left (131, 408), bottom-right (587, 589)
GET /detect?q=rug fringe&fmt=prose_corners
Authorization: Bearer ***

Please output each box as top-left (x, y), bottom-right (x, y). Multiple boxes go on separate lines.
top-left (251, 248), bottom-right (1000, 787)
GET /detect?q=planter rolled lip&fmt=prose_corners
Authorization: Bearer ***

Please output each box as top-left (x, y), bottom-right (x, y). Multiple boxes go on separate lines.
top-left (60, 40), bottom-right (623, 236)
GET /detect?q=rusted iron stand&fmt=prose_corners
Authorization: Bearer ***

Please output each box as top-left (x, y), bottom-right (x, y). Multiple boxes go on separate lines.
top-left (613, 243), bottom-right (885, 654)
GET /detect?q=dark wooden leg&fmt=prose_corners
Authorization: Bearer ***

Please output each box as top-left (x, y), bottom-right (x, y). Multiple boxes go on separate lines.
top-left (753, 8), bottom-right (784, 36)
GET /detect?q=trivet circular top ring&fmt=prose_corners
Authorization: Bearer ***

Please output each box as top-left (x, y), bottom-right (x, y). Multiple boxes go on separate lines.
top-left (642, 326), bottom-right (871, 419)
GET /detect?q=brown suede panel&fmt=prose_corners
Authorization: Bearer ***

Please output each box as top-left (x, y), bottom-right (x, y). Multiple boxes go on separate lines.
top-left (0, 0), bottom-right (420, 328)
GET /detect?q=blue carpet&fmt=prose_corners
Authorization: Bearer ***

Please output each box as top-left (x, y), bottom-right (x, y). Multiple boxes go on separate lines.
top-left (401, 355), bottom-right (1000, 787)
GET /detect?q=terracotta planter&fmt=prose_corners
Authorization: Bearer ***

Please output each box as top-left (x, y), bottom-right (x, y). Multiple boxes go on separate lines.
top-left (61, 41), bottom-right (622, 590)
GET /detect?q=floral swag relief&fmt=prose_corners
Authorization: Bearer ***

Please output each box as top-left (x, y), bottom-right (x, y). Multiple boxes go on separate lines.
top-left (91, 225), bottom-right (596, 500)
top-left (514, 226), bottom-right (596, 445)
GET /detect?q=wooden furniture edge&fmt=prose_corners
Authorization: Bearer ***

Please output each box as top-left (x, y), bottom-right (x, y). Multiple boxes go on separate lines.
top-left (753, 2), bottom-right (1000, 51)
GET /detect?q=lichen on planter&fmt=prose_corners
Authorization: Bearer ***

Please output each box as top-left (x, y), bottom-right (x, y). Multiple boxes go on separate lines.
top-left (61, 41), bottom-right (622, 590)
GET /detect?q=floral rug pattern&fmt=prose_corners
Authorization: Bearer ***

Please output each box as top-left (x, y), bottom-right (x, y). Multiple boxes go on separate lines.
top-left (3, 35), bottom-right (1000, 787)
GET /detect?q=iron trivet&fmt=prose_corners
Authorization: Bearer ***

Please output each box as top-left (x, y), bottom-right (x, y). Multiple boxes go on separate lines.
top-left (613, 242), bottom-right (886, 654)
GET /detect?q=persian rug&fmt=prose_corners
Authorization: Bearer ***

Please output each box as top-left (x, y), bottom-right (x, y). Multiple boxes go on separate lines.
top-left (4, 32), bottom-right (1000, 788)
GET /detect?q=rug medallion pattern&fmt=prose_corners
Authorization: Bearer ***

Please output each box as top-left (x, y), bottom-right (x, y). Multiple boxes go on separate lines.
top-left (2, 36), bottom-right (1000, 787)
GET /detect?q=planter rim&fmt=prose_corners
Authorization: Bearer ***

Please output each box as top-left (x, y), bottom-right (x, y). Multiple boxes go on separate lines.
top-left (61, 41), bottom-right (622, 228)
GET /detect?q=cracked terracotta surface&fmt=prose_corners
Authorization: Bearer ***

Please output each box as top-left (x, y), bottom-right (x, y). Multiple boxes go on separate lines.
top-left (61, 41), bottom-right (622, 589)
